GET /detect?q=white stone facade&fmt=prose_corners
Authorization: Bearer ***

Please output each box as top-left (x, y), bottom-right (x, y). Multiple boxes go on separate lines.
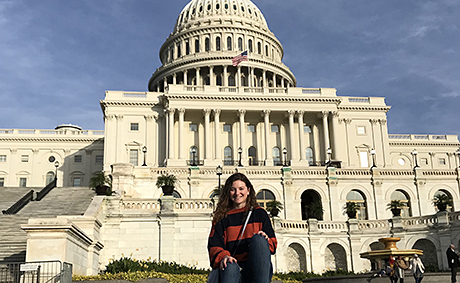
top-left (4, 0), bottom-right (460, 276)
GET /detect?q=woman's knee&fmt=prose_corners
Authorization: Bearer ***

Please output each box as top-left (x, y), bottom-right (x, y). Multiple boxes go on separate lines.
top-left (251, 234), bottom-right (269, 247)
top-left (222, 262), bottom-right (240, 274)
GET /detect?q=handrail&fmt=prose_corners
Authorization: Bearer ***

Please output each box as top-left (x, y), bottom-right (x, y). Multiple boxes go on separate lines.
top-left (35, 178), bottom-right (57, 201)
top-left (2, 190), bottom-right (34, 214)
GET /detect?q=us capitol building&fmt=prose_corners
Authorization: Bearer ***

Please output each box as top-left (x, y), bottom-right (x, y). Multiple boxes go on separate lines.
top-left (1, 0), bottom-right (460, 276)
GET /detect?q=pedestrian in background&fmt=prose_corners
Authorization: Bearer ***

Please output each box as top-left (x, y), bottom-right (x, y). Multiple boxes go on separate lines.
top-left (446, 244), bottom-right (460, 283)
top-left (409, 254), bottom-right (424, 283)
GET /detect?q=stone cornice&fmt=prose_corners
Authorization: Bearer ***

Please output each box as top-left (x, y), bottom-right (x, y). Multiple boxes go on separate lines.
top-left (101, 101), bottom-right (157, 107)
top-left (166, 94), bottom-right (341, 104)
top-left (338, 106), bottom-right (391, 113)
top-left (0, 137), bottom-right (104, 143)
top-left (389, 142), bottom-right (460, 147)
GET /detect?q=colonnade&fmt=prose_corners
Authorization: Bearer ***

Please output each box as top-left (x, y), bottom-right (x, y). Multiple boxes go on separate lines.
top-left (154, 65), bottom-right (292, 92)
top-left (165, 108), bottom-right (342, 167)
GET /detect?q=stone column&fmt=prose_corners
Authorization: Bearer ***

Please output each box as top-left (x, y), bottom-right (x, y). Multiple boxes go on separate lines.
top-left (223, 66), bottom-right (228, 87)
top-left (273, 73), bottom-right (276, 87)
top-left (196, 68), bottom-right (201, 86)
top-left (312, 124), bottom-right (321, 165)
top-left (250, 67), bottom-right (254, 87)
top-left (115, 115), bottom-right (124, 163)
top-left (184, 70), bottom-right (188, 86)
top-left (321, 111), bottom-right (331, 156)
top-left (214, 109), bottom-right (221, 161)
top-left (168, 108), bottom-right (175, 160)
top-left (178, 109), bottom-right (185, 160)
top-left (379, 119), bottom-right (391, 168)
top-left (331, 111), bottom-right (343, 162)
top-left (144, 115), bottom-right (156, 166)
top-left (297, 110), bottom-right (305, 162)
top-left (204, 109), bottom-right (212, 161)
top-left (263, 109), bottom-right (272, 165)
top-left (173, 73), bottom-right (177, 85)
top-left (281, 77), bottom-right (285, 88)
top-left (239, 109), bottom-right (246, 165)
top-left (287, 110), bottom-right (298, 162)
top-left (263, 71), bottom-right (267, 88)
top-left (209, 66), bottom-right (214, 86)
top-left (237, 66), bottom-right (241, 88)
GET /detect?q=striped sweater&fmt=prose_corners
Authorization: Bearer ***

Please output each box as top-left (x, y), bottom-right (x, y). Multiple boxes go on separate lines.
top-left (208, 206), bottom-right (277, 269)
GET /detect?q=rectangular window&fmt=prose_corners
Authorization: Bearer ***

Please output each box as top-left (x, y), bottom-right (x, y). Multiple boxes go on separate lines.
top-left (130, 149), bottom-right (138, 166)
top-left (357, 126), bottom-right (366, 135)
top-left (359, 152), bottom-right (369, 168)
top-left (186, 41), bottom-right (190, 55)
top-left (0, 155), bottom-right (6, 162)
top-left (304, 125), bottom-right (312, 134)
top-left (189, 124), bottom-right (198, 132)
top-left (223, 124), bottom-right (232, 133)
top-left (73, 177), bottom-right (81, 187)
top-left (95, 155), bottom-right (103, 164)
top-left (21, 155), bottom-right (29, 162)
top-left (247, 125), bottom-right (255, 133)
top-left (439, 158), bottom-right (446, 165)
top-left (271, 125), bottom-right (279, 133)
top-left (19, 178), bottom-right (27, 187)
top-left (74, 155), bottom-right (82, 163)
top-left (0, 177), bottom-right (4, 187)
top-left (130, 123), bottom-right (139, 131)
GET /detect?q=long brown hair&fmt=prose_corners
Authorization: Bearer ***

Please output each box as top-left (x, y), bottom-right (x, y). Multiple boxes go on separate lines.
top-left (212, 173), bottom-right (258, 224)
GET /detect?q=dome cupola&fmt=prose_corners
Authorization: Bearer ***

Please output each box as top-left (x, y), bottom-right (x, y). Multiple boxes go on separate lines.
top-left (148, 0), bottom-right (296, 92)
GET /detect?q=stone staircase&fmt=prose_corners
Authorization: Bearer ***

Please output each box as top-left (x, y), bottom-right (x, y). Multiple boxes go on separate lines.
top-left (0, 187), bottom-right (96, 263)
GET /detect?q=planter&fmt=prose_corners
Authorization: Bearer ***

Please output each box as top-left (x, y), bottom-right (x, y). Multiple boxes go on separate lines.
top-left (161, 185), bottom-right (174, 196)
top-left (270, 208), bottom-right (279, 217)
top-left (391, 208), bottom-right (401, 217)
top-left (95, 185), bottom-right (110, 196)
top-left (436, 203), bottom-right (447, 211)
top-left (347, 211), bottom-right (357, 219)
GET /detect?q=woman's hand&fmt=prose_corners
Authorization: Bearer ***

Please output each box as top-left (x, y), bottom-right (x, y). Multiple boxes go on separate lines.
top-left (220, 255), bottom-right (237, 270)
top-left (257, 230), bottom-right (269, 240)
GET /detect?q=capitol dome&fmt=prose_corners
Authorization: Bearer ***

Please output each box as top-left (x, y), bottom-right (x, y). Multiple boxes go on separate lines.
top-left (148, 0), bottom-right (296, 92)
top-left (173, 0), bottom-right (269, 34)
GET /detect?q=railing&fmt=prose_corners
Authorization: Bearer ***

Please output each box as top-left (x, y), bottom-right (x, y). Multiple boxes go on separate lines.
top-left (123, 92), bottom-right (147, 98)
top-left (2, 190), bottom-right (34, 214)
top-left (358, 220), bottom-right (390, 231)
top-left (0, 261), bottom-right (72, 283)
top-left (317, 221), bottom-right (348, 232)
top-left (122, 199), bottom-right (161, 211)
top-left (302, 88), bottom-right (321, 94)
top-left (186, 160), bottom-right (205, 166)
top-left (243, 87), bottom-right (264, 93)
top-left (184, 86), bottom-right (205, 92)
top-left (35, 178), bottom-right (57, 201)
top-left (402, 215), bottom-right (438, 227)
top-left (389, 134), bottom-right (448, 141)
top-left (348, 97), bottom-right (370, 103)
top-left (174, 199), bottom-right (214, 213)
top-left (279, 220), bottom-right (308, 230)
top-left (247, 160), bottom-right (265, 166)
top-left (0, 129), bottom-right (104, 136)
top-left (223, 160), bottom-right (238, 166)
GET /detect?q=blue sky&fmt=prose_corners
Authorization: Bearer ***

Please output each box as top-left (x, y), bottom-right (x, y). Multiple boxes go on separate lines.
top-left (1, 0), bottom-right (459, 137)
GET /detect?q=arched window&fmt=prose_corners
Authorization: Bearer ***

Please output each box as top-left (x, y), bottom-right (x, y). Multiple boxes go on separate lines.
top-left (216, 37), bottom-right (221, 51)
top-left (238, 38), bottom-right (243, 51)
top-left (257, 42), bottom-right (261, 54)
top-left (265, 45), bottom-right (269, 56)
top-left (185, 41), bottom-right (190, 55)
top-left (45, 171), bottom-right (55, 185)
top-left (224, 146), bottom-right (233, 165)
top-left (248, 39), bottom-right (253, 53)
top-left (434, 190), bottom-right (454, 212)
top-left (189, 146), bottom-right (198, 166)
top-left (177, 43), bottom-right (181, 57)
top-left (173, 190), bottom-right (182, 198)
top-left (273, 147), bottom-right (281, 166)
top-left (256, 189), bottom-right (275, 209)
top-left (204, 76), bottom-right (210, 86)
top-left (228, 75), bottom-right (235, 86)
top-left (301, 190), bottom-right (323, 220)
top-left (241, 76), bottom-right (247, 87)
top-left (205, 38), bottom-right (210, 52)
top-left (248, 146), bottom-right (256, 166)
top-left (391, 190), bottom-right (412, 217)
top-left (346, 190), bottom-right (368, 220)
top-left (306, 147), bottom-right (314, 166)
top-left (216, 75), bottom-right (222, 86)
top-left (227, 37), bottom-right (232, 51)
top-left (195, 38), bottom-right (200, 53)
top-left (170, 47), bottom-right (174, 61)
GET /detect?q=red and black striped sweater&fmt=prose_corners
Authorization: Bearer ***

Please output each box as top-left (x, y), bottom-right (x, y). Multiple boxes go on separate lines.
top-left (207, 206), bottom-right (277, 269)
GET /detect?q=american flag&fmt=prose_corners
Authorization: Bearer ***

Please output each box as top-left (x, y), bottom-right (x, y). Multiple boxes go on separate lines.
top-left (232, 51), bottom-right (248, 67)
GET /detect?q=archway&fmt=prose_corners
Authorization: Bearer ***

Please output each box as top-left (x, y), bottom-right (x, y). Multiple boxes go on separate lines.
top-left (286, 243), bottom-right (307, 272)
top-left (325, 243), bottom-right (347, 271)
top-left (301, 190), bottom-right (323, 220)
top-left (412, 239), bottom-right (438, 269)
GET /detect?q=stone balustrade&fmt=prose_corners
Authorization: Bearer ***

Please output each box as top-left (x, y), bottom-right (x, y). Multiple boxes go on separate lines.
top-left (402, 215), bottom-right (438, 227)
top-left (174, 199), bottom-right (214, 213)
top-left (121, 199), bottom-right (161, 212)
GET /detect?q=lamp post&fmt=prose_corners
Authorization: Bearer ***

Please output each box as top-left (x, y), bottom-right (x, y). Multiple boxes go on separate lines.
top-left (326, 148), bottom-right (332, 166)
top-left (370, 149), bottom-right (377, 169)
top-left (283, 147), bottom-right (288, 167)
top-left (216, 165), bottom-right (222, 193)
top-left (54, 160), bottom-right (59, 185)
top-left (411, 149), bottom-right (419, 168)
top-left (191, 147), bottom-right (197, 166)
top-left (237, 147), bottom-right (243, 167)
top-left (142, 146), bottom-right (147, 166)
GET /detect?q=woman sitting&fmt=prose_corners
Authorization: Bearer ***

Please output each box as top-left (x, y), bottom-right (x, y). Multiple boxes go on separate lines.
top-left (207, 173), bottom-right (277, 283)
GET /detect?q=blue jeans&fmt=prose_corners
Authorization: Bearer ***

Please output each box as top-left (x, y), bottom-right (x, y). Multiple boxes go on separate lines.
top-left (220, 234), bottom-right (273, 283)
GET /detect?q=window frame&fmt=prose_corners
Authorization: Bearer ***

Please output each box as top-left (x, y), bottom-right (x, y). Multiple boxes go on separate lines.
top-left (130, 123), bottom-right (139, 131)
top-left (74, 155), bottom-right (83, 163)
top-left (21, 155), bottom-right (29, 163)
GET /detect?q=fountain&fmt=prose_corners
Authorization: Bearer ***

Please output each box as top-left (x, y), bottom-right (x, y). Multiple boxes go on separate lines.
top-left (360, 237), bottom-right (423, 269)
